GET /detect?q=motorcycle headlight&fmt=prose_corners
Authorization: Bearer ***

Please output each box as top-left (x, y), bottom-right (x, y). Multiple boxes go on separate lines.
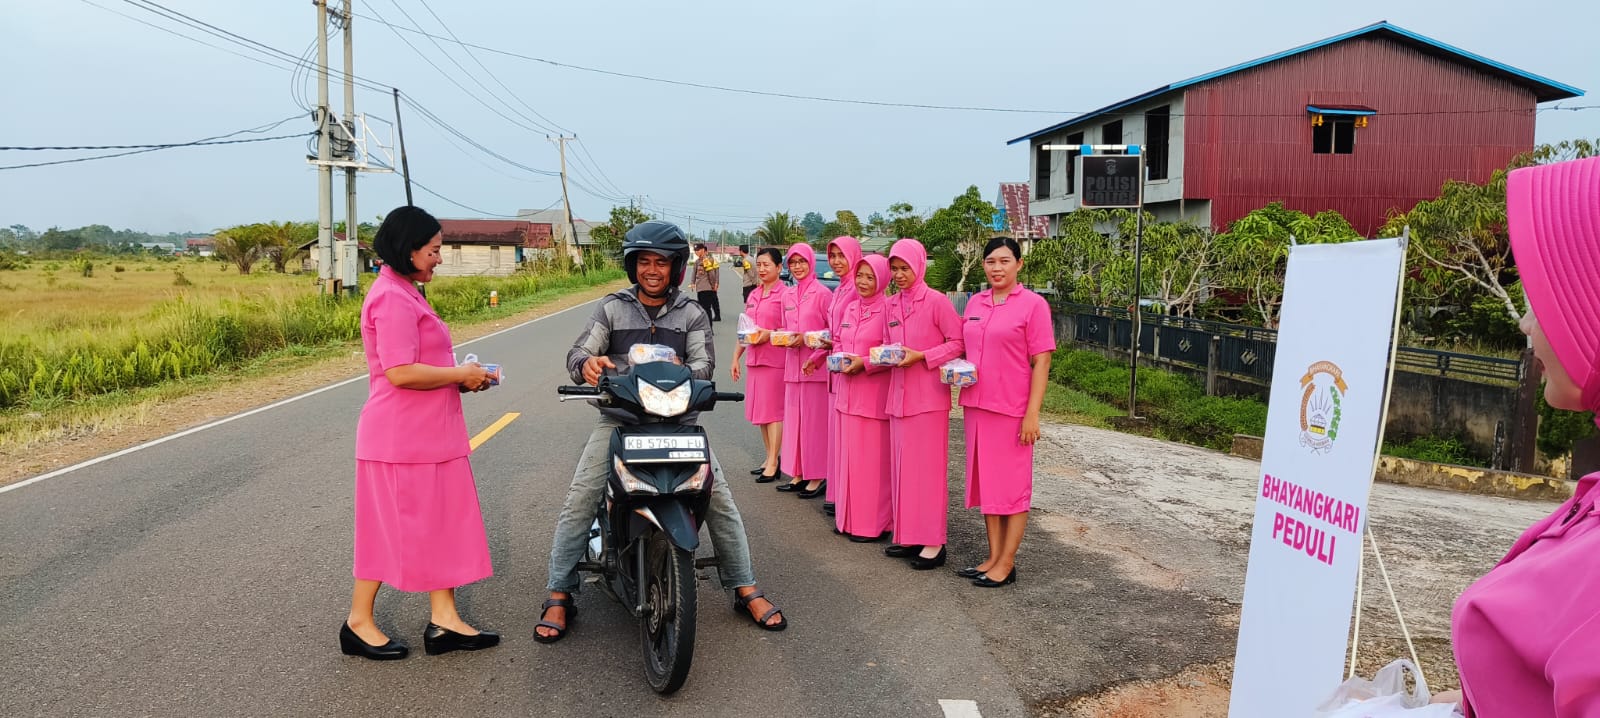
top-left (612, 456), bottom-right (659, 495)
top-left (674, 463), bottom-right (711, 494)
top-left (638, 379), bottom-right (692, 418)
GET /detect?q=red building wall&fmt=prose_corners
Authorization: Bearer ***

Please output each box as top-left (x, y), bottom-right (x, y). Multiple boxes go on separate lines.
top-left (1182, 35), bottom-right (1538, 236)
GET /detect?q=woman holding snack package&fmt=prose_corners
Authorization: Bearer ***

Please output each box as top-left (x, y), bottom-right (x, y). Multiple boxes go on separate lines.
top-left (1427, 157), bottom-right (1600, 717)
top-left (343, 205), bottom-right (500, 661)
top-left (878, 238), bottom-right (964, 568)
top-left (833, 254), bottom-right (895, 541)
top-left (775, 243), bottom-right (834, 497)
top-left (955, 238), bottom-right (1054, 588)
top-left (732, 247), bottom-right (787, 483)
top-left (813, 236), bottom-right (864, 514)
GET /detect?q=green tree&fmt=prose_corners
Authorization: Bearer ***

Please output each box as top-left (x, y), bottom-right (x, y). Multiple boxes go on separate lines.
top-left (819, 209), bottom-right (865, 244)
top-left (919, 186), bottom-right (997, 292)
top-left (587, 205), bottom-right (654, 261)
top-left (886, 202), bottom-right (924, 239)
top-left (261, 221), bottom-right (316, 273)
top-left (800, 212), bottom-right (827, 241)
top-left (865, 212), bottom-right (888, 237)
top-left (1214, 203), bottom-right (1361, 327)
top-left (754, 212), bottom-right (804, 248)
top-left (213, 223), bottom-right (270, 274)
top-left (39, 227), bottom-right (85, 251)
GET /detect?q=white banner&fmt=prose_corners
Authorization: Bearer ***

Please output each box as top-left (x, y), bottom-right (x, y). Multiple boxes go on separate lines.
top-left (1228, 238), bottom-right (1405, 718)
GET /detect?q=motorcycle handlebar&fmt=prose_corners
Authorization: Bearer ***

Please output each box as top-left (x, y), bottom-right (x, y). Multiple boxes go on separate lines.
top-left (714, 392), bottom-right (745, 402)
top-left (556, 385), bottom-right (602, 396)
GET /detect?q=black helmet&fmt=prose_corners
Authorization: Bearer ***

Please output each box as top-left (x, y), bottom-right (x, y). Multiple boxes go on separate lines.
top-left (623, 220), bottom-right (690, 287)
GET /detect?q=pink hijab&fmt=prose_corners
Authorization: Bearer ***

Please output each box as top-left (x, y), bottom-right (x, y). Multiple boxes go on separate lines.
top-left (855, 254), bottom-right (891, 309)
top-left (1507, 156), bottom-right (1600, 415)
top-left (785, 242), bottom-right (820, 295)
top-left (828, 236), bottom-right (864, 284)
top-left (888, 238), bottom-right (930, 303)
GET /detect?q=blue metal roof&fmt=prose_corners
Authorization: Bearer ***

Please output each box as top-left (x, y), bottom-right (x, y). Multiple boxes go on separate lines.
top-left (1006, 21), bottom-right (1584, 146)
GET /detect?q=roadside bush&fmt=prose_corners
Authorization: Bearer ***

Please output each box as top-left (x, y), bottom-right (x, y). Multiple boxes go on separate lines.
top-left (1537, 393), bottom-right (1597, 457)
top-left (1384, 435), bottom-right (1480, 466)
top-left (1049, 349), bottom-right (1267, 449)
top-left (113, 265), bottom-right (126, 273)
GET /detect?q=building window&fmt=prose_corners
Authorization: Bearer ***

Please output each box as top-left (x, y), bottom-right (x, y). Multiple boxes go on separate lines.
top-left (490, 245), bottom-right (501, 268)
top-left (1035, 144), bottom-right (1051, 199)
top-left (1065, 132), bottom-right (1083, 195)
top-left (1145, 106), bottom-right (1171, 180)
top-left (1101, 121), bottom-right (1123, 154)
top-left (1313, 120), bottom-right (1355, 154)
top-left (450, 245), bottom-right (462, 265)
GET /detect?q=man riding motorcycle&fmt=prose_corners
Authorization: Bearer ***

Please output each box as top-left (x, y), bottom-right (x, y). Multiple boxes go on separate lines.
top-left (537, 220), bottom-right (787, 642)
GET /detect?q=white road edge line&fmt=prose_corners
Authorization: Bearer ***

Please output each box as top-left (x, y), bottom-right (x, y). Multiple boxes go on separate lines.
top-left (0, 298), bottom-right (599, 496)
top-left (939, 699), bottom-right (983, 718)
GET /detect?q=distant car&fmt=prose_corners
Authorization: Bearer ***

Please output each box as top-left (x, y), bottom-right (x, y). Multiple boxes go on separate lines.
top-left (779, 266), bottom-right (841, 291)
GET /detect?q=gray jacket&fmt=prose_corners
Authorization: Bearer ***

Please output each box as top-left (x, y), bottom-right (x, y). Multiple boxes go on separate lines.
top-left (566, 287), bottom-right (715, 423)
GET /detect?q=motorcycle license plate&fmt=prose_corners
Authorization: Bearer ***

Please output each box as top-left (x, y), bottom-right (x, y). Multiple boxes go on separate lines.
top-left (622, 434), bottom-right (708, 463)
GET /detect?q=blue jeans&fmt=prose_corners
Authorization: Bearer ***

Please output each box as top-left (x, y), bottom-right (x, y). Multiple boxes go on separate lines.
top-left (546, 417), bottom-right (757, 593)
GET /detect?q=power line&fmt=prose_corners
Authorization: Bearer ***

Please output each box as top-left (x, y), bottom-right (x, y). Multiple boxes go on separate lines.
top-left (0, 120), bottom-right (309, 171)
top-left (410, 0), bottom-right (571, 135)
top-left (409, 178), bottom-right (523, 217)
top-left (399, 93), bottom-right (560, 176)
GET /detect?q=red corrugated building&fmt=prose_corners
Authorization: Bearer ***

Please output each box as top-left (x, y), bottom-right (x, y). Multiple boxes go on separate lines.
top-left (1007, 22), bottom-right (1583, 236)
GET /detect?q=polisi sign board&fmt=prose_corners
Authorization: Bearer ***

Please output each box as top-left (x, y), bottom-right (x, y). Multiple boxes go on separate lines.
top-left (1080, 155), bottom-right (1142, 208)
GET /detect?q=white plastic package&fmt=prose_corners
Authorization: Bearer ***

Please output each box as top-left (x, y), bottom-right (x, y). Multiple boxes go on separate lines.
top-left (803, 329), bottom-right (832, 349)
top-left (736, 313), bottom-right (759, 345)
top-left (769, 330), bottom-right (802, 347)
top-left (1313, 659), bottom-right (1460, 718)
top-left (461, 353), bottom-right (501, 385)
top-left (827, 352), bottom-right (857, 373)
top-left (939, 358), bottom-right (977, 387)
top-left (628, 343), bottom-right (679, 366)
top-left (869, 344), bottom-right (907, 366)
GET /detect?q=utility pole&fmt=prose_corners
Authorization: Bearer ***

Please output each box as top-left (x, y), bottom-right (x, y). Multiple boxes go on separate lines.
top-left (338, 0), bottom-right (358, 295)
top-left (392, 88), bottom-right (412, 205)
top-left (314, 0), bottom-right (334, 296)
top-left (549, 135), bottom-right (582, 267)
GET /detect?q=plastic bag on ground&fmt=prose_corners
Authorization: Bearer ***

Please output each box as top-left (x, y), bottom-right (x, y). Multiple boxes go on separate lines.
top-left (869, 344), bottom-right (907, 366)
top-left (628, 344), bottom-right (679, 366)
top-left (1314, 659), bottom-right (1461, 718)
top-left (939, 358), bottom-right (977, 387)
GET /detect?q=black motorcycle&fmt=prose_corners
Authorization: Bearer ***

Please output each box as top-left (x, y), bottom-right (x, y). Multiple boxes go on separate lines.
top-left (556, 359), bottom-right (742, 694)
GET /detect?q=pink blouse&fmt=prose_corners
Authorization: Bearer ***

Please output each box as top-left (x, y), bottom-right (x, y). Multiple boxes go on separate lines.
top-left (355, 267), bottom-right (470, 464)
top-left (743, 282), bottom-right (786, 369)
top-left (959, 287), bottom-right (1056, 417)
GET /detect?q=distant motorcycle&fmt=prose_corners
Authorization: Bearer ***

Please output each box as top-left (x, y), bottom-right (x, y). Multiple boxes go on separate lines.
top-left (556, 355), bottom-right (742, 694)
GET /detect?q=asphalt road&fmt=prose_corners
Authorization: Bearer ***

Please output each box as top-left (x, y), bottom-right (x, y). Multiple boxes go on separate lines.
top-left (0, 282), bottom-right (1039, 718)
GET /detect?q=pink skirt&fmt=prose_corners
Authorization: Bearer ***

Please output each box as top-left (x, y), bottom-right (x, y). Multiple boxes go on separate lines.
top-left (744, 365), bottom-right (785, 425)
top-left (890, 411), bottom-right (950, 546)
top-left (963, 408), bottom-right (1034, 515)
top-left (825, 390), bottom-right (842, 502)
top-left (836, 413), bottom-right (892, 538)
top-left (781, 380), bottom-right (830, 479)
top-left (354, 457), bottom-right (493, 592)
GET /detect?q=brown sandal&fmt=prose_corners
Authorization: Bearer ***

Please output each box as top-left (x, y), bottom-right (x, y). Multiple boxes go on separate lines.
top-left (732, 589), bottom-right (788, 631)
top-left (534, 597), bottom-right (577, 644)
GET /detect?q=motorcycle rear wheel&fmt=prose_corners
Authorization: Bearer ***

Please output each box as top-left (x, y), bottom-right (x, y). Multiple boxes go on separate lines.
top-left (639, 530), bottom-right (697, 694)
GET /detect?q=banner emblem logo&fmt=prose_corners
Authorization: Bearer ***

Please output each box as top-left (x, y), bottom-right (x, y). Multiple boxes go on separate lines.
top-left (1298, 361), bottom-right (1348, 454)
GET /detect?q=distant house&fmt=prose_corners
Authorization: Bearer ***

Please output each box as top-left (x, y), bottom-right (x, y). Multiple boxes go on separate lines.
top-left (1007, 21), bottom-right (1583, 236)
top-left (433, 218), bottom-right (555, 277)
top-left (137, 241), bottom-right (179, 254)
top-left (297, 232), bottom-right (375, 274)
top-left (518, 208), bottom-right (594, 246)
top-left (858, 236), bottom-right (896, 255)
top-left (185, 237), bottom-right (215, 257)
top-left (994, 182), bottom-right (1051, 251)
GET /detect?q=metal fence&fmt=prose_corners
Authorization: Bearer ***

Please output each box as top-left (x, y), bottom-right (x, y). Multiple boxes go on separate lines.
top-left (1055, 302), bottom-right (1523, 386)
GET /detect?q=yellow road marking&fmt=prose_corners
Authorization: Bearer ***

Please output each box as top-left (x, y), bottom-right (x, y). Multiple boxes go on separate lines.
top-left (470, 412), bottom-right (521, 451)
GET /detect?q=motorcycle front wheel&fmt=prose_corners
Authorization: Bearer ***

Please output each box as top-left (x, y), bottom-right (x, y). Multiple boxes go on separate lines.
top-left (639, 529), bottom-right (697, 694)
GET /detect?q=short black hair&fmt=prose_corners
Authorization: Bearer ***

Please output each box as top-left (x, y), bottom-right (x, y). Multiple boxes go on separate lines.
top-left (983, 237), bottom-right (1023, 261)
top-left (738, 244), bottom-right (750, 253)
top-left (695, 243), bottom-right (709, 251)
top-left (374, 205), bottom-right (441, 275)
top-left (754, 247), bottom-right (783, 266)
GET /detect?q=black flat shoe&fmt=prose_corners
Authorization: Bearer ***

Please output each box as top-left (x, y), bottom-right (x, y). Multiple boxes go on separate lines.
top-left (750, 457), bottom-right (780, 475)
top-left (849, 531), bottom-right (891, 543)
top-left (423, 623), bottom-right (501, 655)
top-left (775, 480), bottom-right (805, 493)
top-left (797, 480), bottom-right (826, 499)
top-left (910, 547), bottom-right (947, 570)
top-left (824, 503), bottom-right (835, 517)
top-left (755, 468), bottom-right (780, 484)
top-left (340, 622), bottom-right (409, 661)
top-left (884, 544), bottom-right (920, 558)
top-left (955, 566), bottom-right (985, 579)
top-left (972, 568), bottom-right (1018, 587)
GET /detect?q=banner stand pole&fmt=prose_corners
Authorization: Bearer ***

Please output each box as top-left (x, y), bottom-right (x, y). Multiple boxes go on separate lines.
top-left (1345, 226), bottom-right (1413, 680)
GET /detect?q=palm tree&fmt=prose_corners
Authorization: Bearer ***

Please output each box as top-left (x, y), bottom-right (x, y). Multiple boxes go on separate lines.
top-left (753, 212), bottom-right (803, 250)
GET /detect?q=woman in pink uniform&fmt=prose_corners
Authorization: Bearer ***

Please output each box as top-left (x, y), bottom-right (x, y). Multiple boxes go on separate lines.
top-left (776, 243), bottom-right (834, 498)
top-left (834, 254), bottom-right (895, 541)
top-left (882, 239), bottom-right (965, 569)
top-left (956, 238), bottom-right (1055, 588)
top-left (1431, 157), bottom-right (1600, 717)
top-left (732, 247), bottom-right (787, 483)
top-left (344, 205), bottom-right (500, 661)
top-left (814, 236), bottom-right (864, 515)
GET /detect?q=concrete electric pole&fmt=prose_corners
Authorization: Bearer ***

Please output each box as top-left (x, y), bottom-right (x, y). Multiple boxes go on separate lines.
top-left (314, 0), bottom-right (334, 295)
top-left (339, 0), bottom-right (358, 295)
top-left (549, 135), bottom-right (582, 267)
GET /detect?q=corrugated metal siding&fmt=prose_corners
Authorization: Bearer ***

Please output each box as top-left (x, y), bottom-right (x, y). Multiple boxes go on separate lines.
top-left (1183, 35), bottom-right (1537, 235)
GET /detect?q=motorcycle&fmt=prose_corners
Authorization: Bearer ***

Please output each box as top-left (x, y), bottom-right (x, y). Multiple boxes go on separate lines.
top-left (556, 353), bottom-right (743, 694)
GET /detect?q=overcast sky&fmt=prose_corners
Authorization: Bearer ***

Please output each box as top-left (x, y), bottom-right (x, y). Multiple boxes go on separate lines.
top-left (2, 0), bottom-right (1595, 234)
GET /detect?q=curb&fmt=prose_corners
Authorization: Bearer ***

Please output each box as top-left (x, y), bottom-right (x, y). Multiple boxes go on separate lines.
top-left (1229, 435), bottom-right (1573, 502)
